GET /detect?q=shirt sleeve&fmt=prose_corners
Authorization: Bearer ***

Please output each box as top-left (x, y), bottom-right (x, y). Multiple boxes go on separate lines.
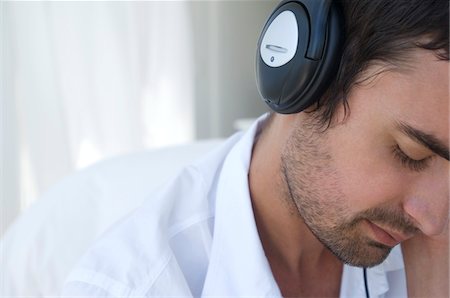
top-left (61, 281), bottom-right (116, 298)
top-left (60, 269), bottom-right (134, 298)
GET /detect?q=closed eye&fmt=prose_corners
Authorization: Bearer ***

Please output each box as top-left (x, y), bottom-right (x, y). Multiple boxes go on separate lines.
top-left (392, 145), bottom-right (432, 172)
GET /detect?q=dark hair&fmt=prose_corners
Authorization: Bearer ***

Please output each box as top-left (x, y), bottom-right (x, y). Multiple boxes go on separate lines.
top-left (314, 0), bottom-right (449, 128)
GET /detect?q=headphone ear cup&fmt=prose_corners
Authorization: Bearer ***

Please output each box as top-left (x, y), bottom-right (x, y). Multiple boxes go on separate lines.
top-left (300, 4), bottom-right (344, 111)
top-left (256, 2), bottom-right (344, 114)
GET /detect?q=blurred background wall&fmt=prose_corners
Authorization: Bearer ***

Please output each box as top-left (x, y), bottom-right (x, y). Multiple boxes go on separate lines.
top-left (0, 1), bottom-right (277, 236)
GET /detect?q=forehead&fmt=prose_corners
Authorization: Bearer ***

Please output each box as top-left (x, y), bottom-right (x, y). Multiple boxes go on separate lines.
top-left (354, 50), bottom-right (449, 143)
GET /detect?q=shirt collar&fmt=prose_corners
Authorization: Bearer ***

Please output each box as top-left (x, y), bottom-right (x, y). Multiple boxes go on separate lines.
top-left (201, 114), bottom-right (281, 297)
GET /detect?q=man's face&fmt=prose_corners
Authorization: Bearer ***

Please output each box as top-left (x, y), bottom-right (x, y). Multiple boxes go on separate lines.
top-left (280, 50), bottom-right (449, 267)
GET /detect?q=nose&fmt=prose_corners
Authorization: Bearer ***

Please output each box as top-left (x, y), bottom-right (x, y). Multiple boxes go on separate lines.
top-left (403, 195), bottom-right (449, 236)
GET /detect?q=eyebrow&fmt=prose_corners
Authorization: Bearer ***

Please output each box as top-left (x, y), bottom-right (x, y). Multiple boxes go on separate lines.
top-left (396, 121), bottom-right (449, 161)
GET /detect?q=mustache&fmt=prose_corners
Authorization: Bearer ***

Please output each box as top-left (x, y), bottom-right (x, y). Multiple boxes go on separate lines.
top-left (350, 207), bottom-right (421, 236)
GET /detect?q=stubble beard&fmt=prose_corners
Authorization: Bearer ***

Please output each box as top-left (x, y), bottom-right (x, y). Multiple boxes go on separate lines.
top-left (280, 122), bottom-right (394, 268)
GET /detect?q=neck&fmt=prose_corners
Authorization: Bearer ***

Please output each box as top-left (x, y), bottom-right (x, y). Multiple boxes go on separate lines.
top-left (249, 114), bottom-right (342, 296)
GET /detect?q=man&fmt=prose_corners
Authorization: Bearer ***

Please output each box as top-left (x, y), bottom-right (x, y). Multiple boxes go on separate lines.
top-left (62, 0), bottom-right (449, 297)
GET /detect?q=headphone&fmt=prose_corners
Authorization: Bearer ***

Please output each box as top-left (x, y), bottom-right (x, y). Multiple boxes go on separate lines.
top-left (256, 0), bottom-right (345, 114)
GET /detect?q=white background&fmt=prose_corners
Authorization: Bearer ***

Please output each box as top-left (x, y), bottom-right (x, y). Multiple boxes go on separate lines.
top-left (0, 0), bottom-right (277, 235)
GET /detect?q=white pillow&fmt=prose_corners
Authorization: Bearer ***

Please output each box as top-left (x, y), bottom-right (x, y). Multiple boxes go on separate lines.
top-left (0, 140), bottom-right (223, 297)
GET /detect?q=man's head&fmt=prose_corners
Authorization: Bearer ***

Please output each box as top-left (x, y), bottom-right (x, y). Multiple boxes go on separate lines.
top-left (269, 0), bottom-right (449, 267)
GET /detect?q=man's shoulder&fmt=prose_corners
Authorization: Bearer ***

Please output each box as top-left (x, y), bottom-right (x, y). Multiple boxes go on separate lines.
top-left (61, 134), bottom-right (245, 296)
top-left (61, 166), bottom-right (212, 295)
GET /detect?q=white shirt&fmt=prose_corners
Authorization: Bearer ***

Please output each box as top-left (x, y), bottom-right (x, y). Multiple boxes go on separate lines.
top-left (62, 115), bottom-right (407, 297)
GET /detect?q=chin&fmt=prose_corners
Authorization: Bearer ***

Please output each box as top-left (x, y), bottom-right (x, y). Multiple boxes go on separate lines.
top-left (330, 240), bottom-right (393, 268)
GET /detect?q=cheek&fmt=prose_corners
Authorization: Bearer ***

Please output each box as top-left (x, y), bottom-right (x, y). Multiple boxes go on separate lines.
top-left (340, 163), bottom-right (403, 211)
top-left (329, 135), bottom-right (406, 212)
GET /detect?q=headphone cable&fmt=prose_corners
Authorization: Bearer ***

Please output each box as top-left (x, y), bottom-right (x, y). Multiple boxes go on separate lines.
top-left (363, 268), bottom-right (370, 298)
